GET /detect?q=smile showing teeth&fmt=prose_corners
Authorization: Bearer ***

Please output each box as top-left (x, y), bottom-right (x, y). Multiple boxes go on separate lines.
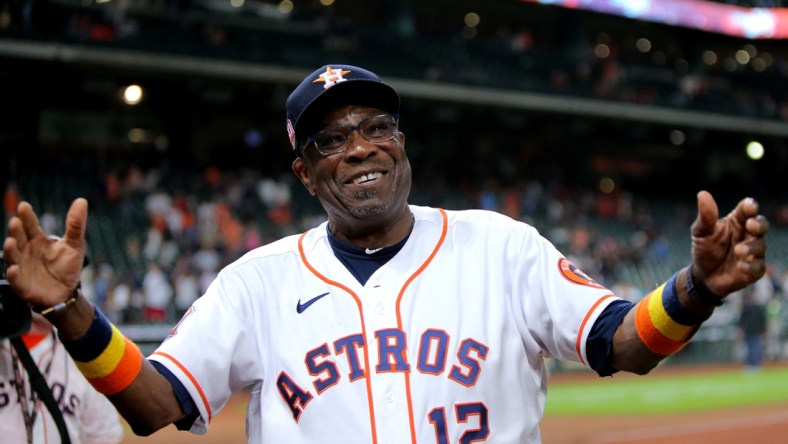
top-left (352, 172), bottom-right (383, 185)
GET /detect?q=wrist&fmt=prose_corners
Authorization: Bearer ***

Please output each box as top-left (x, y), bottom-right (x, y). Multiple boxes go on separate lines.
top-left (685, 265), bottom-right (724, 307)
top-left (39, 287), bottom-right (96, 342)
top-left (33, 283), bottom-right (83, 316)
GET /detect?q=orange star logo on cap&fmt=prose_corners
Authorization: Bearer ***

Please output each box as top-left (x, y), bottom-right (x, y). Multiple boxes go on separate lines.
top-left (313, 66), bottom-right (352, 89)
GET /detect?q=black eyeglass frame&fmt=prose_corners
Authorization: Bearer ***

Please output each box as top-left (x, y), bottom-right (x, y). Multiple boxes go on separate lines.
top-left (302, 113), bottom-right (400, 157)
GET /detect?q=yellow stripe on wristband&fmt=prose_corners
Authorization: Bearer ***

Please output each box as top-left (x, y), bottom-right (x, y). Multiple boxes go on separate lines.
top-left (74, 324), bottom-right (143, 395)
top-left (646, 283), bottom-right (695, 342)
top-left (75, 324), bottom-right (127, 379)
top-left (635, 285), bottom-right (698, 356)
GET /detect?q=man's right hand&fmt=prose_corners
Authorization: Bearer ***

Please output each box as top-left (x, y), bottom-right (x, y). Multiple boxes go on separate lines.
top-left (3, 198), bottom-right (89, 308)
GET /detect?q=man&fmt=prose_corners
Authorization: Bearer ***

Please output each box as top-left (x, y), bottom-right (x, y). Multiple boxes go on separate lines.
top-left (0, 313), bottom-right (124, 444)
top-left (738, 289), bottom-right (768, 371)
top-left (2, 64), bottom-right (770, 443)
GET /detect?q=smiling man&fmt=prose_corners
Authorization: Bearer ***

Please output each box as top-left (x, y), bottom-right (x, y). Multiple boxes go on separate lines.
top-left (2, 64), bottom-right (770, 443)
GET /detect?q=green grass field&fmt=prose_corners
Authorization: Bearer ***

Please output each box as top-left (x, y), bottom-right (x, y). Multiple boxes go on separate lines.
top-left (545, 366), bottom-right (788, 415)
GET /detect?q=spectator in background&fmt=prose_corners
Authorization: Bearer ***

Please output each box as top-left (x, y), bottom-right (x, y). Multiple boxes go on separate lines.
top-left (111, 273), bottom-right (145, 325)
top-left (39, 209), bottom-right (61, 236)
top-left (752, 265), bottom-right (777, 305)
top-left (173, 258), bottom-right (200, 317)
top-left (738, 289), bottom-right (768, 371)
top-left (765, 266), bottom-right (785, 362)
top-left (766, 292), bottom-right (784, 362)
top-left (141, 262), bottom-right (173, 322)
top-left (144, 186), bottom-right (172, 221)
top-left (243, 220), bottom-right (264, 251)
top-left (0, 313), bottom-right (124, 444)
top-left (191, 240), bottom-right (221, 277)
top-left (92, 261), bottom-right (115, 310)
top-left (142, 220), bottom-right (164, 262)
top-left (106, 273), bottom-right (132, 324)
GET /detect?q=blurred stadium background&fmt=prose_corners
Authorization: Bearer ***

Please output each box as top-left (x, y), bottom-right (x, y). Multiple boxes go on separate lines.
top-left (1, 0), bottom-right (787, 381)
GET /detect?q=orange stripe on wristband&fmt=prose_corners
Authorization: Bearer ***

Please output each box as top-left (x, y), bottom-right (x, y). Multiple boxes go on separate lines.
top-left (86, 337), bottom-right (143, 395)
top-left (635, 291), bottom-right (689, 356)
top-left (73, 322), bottom-right (144, 395)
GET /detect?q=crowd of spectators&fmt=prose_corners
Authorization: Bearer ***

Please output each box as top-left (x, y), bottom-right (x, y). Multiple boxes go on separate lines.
top-left (5, 161), bottom-right (787, 368)
top-left (1, 0), bottom-right (787, 122)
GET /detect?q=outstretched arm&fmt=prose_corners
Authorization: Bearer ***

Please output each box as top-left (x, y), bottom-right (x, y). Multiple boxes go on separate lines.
top-left (3, 199), bottom-right (187, 435)
top-left (611, 191), bottom-right (769, 374)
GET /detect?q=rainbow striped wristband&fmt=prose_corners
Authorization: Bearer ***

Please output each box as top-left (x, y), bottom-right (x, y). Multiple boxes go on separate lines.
top-left (634, 272), bottom-right (711, 356)
top-left (61, 307), bottom-right (143, 395)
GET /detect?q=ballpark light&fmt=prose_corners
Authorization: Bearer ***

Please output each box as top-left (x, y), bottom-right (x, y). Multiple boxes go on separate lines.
top-left (122, 84), bottom-right (143, 105)
top-left (746, 141), bottom-right (764, 160)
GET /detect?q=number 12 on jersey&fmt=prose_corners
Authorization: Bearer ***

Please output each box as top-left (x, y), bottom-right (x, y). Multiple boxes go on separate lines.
top-left (428, 402), bottom-right (489, 443)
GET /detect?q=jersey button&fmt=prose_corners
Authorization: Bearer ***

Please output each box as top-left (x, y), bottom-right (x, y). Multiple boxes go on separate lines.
top-left (385, 391), bottom-right (396, 403)
top-left (376, 304), bottom-right (386, 315)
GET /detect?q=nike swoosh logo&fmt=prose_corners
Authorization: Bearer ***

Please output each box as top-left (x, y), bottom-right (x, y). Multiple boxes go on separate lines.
top-left (297, 292), bottom-right (330, 314)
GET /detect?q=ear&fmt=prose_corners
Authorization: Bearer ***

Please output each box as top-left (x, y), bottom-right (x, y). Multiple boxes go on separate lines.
top-left (397, 131), bottom-right (406, 145)
top-left (292, 157), bottom-right (316, 196)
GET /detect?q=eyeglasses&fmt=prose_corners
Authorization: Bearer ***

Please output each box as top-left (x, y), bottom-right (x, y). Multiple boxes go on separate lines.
top-left (304, 114), bottom-right (400, 156)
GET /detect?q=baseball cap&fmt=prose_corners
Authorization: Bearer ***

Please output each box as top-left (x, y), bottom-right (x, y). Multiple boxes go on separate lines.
top-left (286, 64), bottom-right (400, 155)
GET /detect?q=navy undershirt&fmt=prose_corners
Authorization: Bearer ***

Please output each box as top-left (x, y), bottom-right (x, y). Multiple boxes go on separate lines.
top-left (326, 226), bottom-right (411, 285)
top-left (155, 228), bottom-right (634, 424)
top-left (585, 299), bottom-right (635, 376)
top-left (150, 360), bottom-right (200, 430)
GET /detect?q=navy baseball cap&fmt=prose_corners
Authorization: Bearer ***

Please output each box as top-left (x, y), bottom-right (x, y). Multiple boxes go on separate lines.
top-left (286, 64), bottom-right (400, 155)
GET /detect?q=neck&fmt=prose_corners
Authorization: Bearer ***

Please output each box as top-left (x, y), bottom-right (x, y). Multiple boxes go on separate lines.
top-left (329, 207), bottom-right (414, 249)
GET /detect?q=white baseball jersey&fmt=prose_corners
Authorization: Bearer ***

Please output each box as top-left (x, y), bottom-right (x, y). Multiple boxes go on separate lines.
top-left (0, 333), bottom-right (125, 444)
top-left (150, 205), bottom-right (620, 443)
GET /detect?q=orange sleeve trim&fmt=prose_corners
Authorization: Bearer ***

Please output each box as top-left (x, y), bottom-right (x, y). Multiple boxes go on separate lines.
top-left (575, 295), bottom-right (616, 366)
top-left (152, 351), bottom-right (213, 422)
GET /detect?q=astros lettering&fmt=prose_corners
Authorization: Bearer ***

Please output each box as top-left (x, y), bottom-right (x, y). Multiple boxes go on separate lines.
top-left (276, 329), bottom-right (489, 421)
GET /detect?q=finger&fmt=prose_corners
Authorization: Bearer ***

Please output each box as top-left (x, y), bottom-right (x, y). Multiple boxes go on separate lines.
top-left (726, 196), bottom-right (758, 226)
top-left (3, 236), bottom-right (20, 264)
top-left (6, 215), bottom-right (27, 251)
top-left (737, 259), bottom-right (767, 278)
top-left (16, 201), bottom-right (46, 245)
top-left (64, 198), bottom-right (88, 246)
top-left (4, 263), bottom-right (20, 283)
top-left (3, 236), bottom-right (26, 290)
top-left (745, 214), bottom-right (770, 237)
top-left (734, 238), bottom-right (767, 259)
top-left (691, 190), bottom-right (719, 238)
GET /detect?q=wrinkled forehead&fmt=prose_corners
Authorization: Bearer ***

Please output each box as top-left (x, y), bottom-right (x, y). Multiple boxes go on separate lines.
top-left (314, 105), bottom-right (390, 129)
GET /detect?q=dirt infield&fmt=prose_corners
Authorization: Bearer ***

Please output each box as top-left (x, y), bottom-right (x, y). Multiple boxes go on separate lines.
top-left (122, 364), bottom-right (788, 443)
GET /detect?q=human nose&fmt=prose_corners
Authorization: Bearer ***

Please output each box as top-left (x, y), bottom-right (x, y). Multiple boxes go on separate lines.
top-left (344, 128), bottom-right (378, 156)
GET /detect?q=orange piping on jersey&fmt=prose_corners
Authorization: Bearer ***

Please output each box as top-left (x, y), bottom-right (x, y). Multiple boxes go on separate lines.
top-left (574, 294), bottom-right (615, 366)
top-left (21, 333), bottom-right (47, 349)
top-left (152, 351), bottom-right (213, 422)
top-left (298, 231), bottom-right (378, 444)
top-left (396, 208), bottom-right (448, 444)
